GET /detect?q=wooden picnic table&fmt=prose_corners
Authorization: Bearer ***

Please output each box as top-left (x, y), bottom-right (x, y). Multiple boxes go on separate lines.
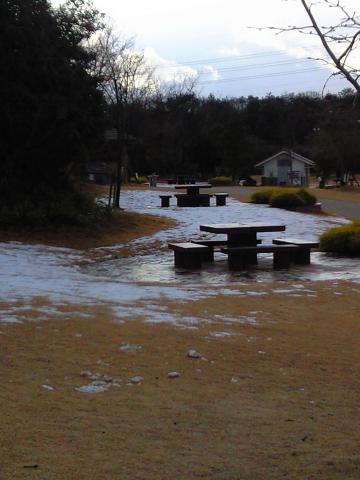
top-left (199, 222), bottom-right (286, 268)
top-left (174, 183), bottom-right (212, 195)
top-left (174, 183), bottom-right (213, 207)
top-left (199, 222), bottom-right (286, 246)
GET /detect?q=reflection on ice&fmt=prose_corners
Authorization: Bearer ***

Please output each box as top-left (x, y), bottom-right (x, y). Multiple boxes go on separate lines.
top-left (0, 188), bottom-right (359, 327)
top-left (84, 250), bottom-right (360, 285)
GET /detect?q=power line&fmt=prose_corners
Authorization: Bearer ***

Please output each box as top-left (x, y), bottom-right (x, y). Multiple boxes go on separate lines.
top-left (197, 67), bottom-right (326, 85)
top-left (217, 76), bottom-right (348, 95)
top-left (197, 58), bottom-right (316, 76)
top-left (153, 49), bottom-right (312, 69)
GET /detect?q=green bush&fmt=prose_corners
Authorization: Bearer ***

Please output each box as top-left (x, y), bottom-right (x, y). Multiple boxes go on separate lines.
top-left (269, 192), bottom-right (305, 208)
top-left (320, 221), bottom-right (360, 256)
top-left (208, 176), bottom-right (232, 186)
top-left (251, 189), bottom-right (276, 204)
top-left (296, 188), bottom-right (317, 205)
top-left (129, 176), bottom-right (148, 184)
top-left (251, 188), bottom-right (317, 209)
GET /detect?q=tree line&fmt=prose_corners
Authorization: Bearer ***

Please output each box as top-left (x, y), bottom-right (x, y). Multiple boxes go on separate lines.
top-left (108, 88), bottom-right (360, 183)
top-left (1, 0), bottom-right (359, 224)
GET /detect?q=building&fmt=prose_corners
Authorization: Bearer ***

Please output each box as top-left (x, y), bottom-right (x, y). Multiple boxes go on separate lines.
top-left (86, 162), bottom-right (111, 185)
top-left (255, 150), bottom-right (315, 187)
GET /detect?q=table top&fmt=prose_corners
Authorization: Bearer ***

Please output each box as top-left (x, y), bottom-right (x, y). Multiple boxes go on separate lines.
top-left (175, 184), bottom-right (212, 189)
top-left (200, 222), bottom-right (286, 234)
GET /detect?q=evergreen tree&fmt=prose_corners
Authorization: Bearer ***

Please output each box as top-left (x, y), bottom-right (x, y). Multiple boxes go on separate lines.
top-left (0, 0), bottom-right (105, 223)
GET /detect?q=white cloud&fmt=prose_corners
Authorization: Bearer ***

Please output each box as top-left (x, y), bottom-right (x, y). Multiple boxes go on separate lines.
top-left (50, 0), bottom-right (359, 95)
top-left (144, 47), bottom-right (198, 84)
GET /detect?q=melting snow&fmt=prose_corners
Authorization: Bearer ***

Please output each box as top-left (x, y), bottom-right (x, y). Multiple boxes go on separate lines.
top-left (0, 188), bottom-right (358, 326)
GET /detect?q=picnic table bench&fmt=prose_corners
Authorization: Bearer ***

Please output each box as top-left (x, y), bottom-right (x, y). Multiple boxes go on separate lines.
top-left (214, 193), bottom-right (229, 206)
top-left (221, 244), bottom-right (301, 270)
top-left (191, 238), bottom-right (262, 261)
top-left (272, 238), bottom-right (319, 265)
top-left (168, 242), bottom-right (209, 269)
top-left (159, 194), bottom-right (172, 207)
top-left (175, 193), bottom-right (213, 207)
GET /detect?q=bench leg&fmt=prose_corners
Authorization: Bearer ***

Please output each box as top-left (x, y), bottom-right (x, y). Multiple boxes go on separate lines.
top-left (160, 198), bottom-right (170, 207)
top-left (199, 197), bottom-right (210, 207)
top-left (201, 246), bottom-right (214, 262)
top-left (176, 197), bottom-right (186, 207)
top-left (227, 252), bottom-right (246, 270)
top-left (294, 248), bottom-right (311, 265)
top-left (216, 197), bottom-right (226, 206)
top-left (183, 252), bottom-right (202, 269)
top-left (174, 251), bottom-right (185, 267)
top-left (273, 251), bottom-right (291, 269)
top-left (174, 251), bottom-right (202, 269)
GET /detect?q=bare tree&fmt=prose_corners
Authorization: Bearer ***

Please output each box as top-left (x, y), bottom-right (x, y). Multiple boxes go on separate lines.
top-left (263, 0), bottom-right (360, 96)
top-left (89, 26), bottom-right (157, 207)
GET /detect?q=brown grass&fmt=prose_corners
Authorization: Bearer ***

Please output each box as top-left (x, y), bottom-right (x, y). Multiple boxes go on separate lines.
top-left (1, 282), bottom-right (360, 479)
top-left (0, 210), bottom-right (175, 251)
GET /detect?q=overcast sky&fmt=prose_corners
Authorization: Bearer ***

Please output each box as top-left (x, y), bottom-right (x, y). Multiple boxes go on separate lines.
top-left (55, 0), bottom-right (360, 98)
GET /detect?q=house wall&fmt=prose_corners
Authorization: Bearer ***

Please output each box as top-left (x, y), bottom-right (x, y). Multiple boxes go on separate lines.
top-left (263, 159), bottom-right (278, 177)
top-left (292, 158), bottom-right (307, 176)
top-left (261, 153), bottom-right (311, 186)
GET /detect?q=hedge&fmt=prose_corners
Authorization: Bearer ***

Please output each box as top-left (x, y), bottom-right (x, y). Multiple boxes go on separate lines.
top-left (320, 221), bottom-right (360, 256)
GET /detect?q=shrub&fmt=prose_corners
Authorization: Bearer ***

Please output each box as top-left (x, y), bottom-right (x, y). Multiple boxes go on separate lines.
top-left (251, 188), bottom-right (318, 209)
top-left (269, 192), bottom-right (305, 209)
top-left (251, 189), bottom-right (276, 204)
top-left (320, 221), bottom-right (360, 256)
top-left (208, 176), bottom-right (232, 186)
top-left (129, 176), bottom-right (148, 184)
top-left (296, 188), bottom-right (317, 205)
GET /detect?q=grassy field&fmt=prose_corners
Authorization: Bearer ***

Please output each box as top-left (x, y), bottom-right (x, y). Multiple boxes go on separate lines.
top-left (1, 184), bottom-right (360, 479)
top-left (1, 282), bottom-right (360, 479)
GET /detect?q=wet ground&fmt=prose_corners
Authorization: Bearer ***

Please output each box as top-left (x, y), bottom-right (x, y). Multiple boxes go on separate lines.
top-left (0, 188), bottom-right (359, 325)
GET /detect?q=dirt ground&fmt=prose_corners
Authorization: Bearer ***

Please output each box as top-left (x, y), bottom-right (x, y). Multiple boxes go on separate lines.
top-left (1, 185), bottom-right (360, 479)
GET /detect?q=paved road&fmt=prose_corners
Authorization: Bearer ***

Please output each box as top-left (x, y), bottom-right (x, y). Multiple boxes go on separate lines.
top-left (210, 186), bottom-right (359, 221)
top-left (318, 198), bottom-right (359, 220)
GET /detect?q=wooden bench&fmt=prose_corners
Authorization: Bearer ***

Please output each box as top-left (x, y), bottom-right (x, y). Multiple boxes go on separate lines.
top-left (221, 244), bottom-right (300, 270)
top-left (199, 194), bottom-right (213, 207)
top-left (159, 194), bottom-right (172, 207)
top-left (191, 239), bottom-right (228, 261)
top-left (214, 193), bottom-right (229, 206)
top-left (174, 193), bottom-right (212, 207)
top-left (272, 238), bottom-right (319, 265)
top-left (168, 242), bottom-right (210, 269)
top-left (191, 238), bottom-right (262, 261)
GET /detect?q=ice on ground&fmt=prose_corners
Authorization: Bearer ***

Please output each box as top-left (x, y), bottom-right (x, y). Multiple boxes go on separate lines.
top-left (0, 188), bottom-right (358, 326)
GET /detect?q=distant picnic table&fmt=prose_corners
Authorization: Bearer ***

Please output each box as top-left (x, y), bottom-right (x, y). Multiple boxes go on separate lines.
top-left (174, 183), bottom-right (213, 207)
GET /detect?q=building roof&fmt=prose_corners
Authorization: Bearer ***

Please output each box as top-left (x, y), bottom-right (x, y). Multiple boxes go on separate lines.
top-left (255, 150), bottom-right (315, 168)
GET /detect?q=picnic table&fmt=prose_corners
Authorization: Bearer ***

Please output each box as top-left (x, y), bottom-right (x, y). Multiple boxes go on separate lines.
top-left (199, 222), bottom-right (285, 246)
top-left (174, 183), bottom-right (212, 195)
top-left (169, 222), bottom-right (317, 270)
top-left (199, 222), bottom-right (286, 268)
top-left (174, 183), bottom-right (212, 207)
